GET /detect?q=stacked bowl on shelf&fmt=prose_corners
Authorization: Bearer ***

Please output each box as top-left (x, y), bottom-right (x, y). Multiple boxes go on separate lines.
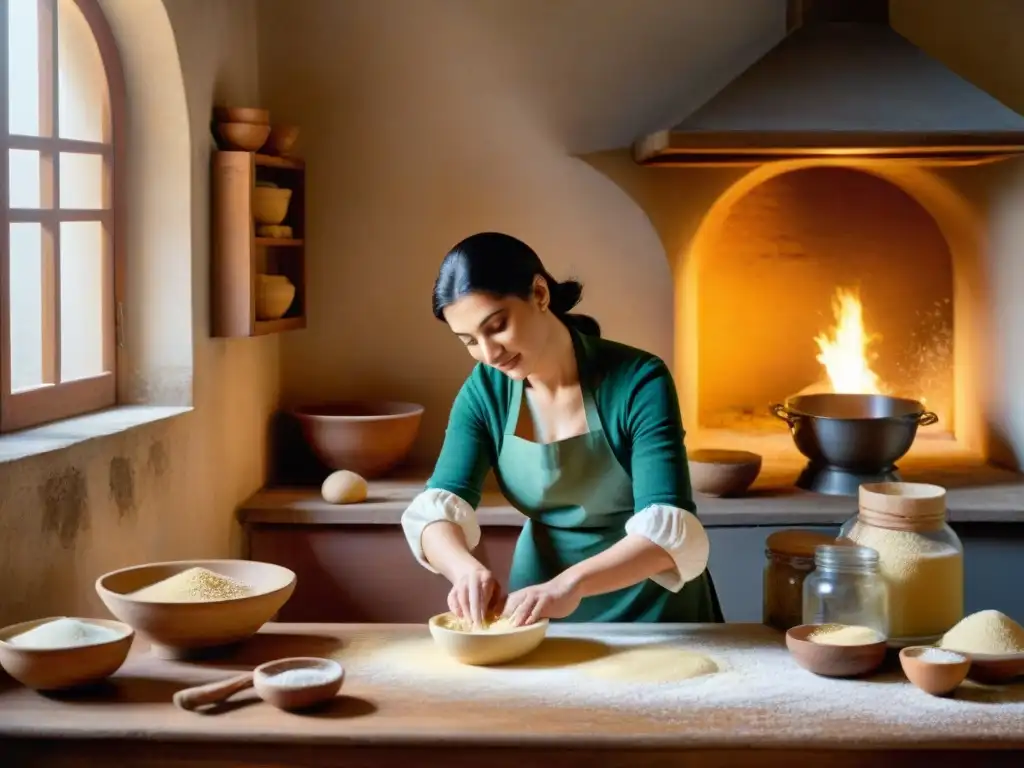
top-left (213, 106), bottom-right (299, 156)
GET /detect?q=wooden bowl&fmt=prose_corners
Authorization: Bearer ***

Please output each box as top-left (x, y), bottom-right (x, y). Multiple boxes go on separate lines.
top-left (963, 652), bottom-right (1024, 685)
top-left (785, 624), bottom-right (887, 678)
top-left (0, 617), bottom-right (134, 690)
top-left (688, 449), bottom-right (762, 497)
top-left (256, 275), bottom-right (296, 320)
top-left (217, 121), bottom-right (272, 151)
top-left (292, 401), bottom-right (425, 478)
top-left (254, 657), bottom-right (344, 710)
top-left (263, 125), bottom-right (300, 157)
top-left (95, 559), bottom-right (296, 659)
top-left (214, 106), bottom-right (270, 125)
top-left (899, 646), bottom-right (970, 696)
top-left (428, 613), bottom-right (548, 666)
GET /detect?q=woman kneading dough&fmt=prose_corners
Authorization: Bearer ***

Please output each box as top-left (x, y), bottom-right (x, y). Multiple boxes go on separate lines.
top-left (401, 232), bottom-right (722, 628)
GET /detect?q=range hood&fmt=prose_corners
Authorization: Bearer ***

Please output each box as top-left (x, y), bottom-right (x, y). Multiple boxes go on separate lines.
top-left (634, 0), bottom-right (1024, 165)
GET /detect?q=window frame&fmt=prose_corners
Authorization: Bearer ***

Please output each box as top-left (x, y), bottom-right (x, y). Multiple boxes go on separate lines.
top-left (0, 0), bottom-right (124, 433)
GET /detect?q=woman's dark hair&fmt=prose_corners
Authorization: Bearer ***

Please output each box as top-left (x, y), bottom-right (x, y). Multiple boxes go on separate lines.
top-left (432, 232), bottom-right (601, 337)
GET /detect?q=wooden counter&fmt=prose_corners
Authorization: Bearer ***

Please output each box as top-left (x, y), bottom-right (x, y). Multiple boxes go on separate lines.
top-left (2, 622), bottom-right (1023, 767)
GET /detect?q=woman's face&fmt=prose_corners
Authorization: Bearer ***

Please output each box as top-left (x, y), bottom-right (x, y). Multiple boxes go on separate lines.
top-left (442, 278), bottom-right (552, 379)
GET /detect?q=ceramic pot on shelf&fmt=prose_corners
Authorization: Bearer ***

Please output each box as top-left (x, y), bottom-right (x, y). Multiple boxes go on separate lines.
top-left (256, 274), bottom-right (296, 320)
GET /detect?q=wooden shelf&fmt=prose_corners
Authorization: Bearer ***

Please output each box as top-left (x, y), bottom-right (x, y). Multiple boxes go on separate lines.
top-left (211, 150), bottom-right (308, 337)
top-left (255, 237), bottom-right (304, 247)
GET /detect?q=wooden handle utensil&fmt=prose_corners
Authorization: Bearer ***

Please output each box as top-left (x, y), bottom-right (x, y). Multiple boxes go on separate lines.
top-left (172, 672), bottom-right (255, 711)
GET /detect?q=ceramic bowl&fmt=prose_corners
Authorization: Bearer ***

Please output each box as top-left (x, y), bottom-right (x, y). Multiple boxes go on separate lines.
top-left (217, 121), bottom-right (272, 151)
top-left (292, 401), bottom-right (425, 478)
top-left (428, 612), bottom-right (549, 666)
top-left (899, 646), bottom-right (970, 696)
top-left (95, 559), bottom-right (296, 659)
top-left (785, 624), bottom-right (887, 678)
top-left (256, 274), bottom-right (296, 320)
top-left (0, 617), bottom-right (134, 690)
top-left (252, 186), bottom-right (292, 225)
top-left (688, 449), bottom-right (762, 497)
top-left (962, 651), bottom-right (1024, 685)
top-left (214, 106), bottom-right (270, 125)
top-left (263, 125), bottom-right (300, 156)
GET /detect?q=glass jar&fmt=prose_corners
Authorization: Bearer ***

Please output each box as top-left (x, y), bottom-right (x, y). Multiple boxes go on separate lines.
top-left (762, 530), bottom-right (837, 632)
top-left (838, 482), bottom-right (963, 646)
top-left (802, 544), bottom-right (889, 639)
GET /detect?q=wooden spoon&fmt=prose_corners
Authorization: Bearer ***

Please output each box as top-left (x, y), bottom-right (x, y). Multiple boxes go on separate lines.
top-left (173, 656), bottom-right (344, 712)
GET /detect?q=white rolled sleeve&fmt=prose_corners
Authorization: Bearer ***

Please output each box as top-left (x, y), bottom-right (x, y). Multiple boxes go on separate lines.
top-left (624, 504), bottom-right (710, 592)
top-left (400, 489), bottom-right (481, 573)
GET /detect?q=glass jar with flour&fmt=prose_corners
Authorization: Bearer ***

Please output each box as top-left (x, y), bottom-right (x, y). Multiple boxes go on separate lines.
top-left (838, 482), bottom-right (963, 647)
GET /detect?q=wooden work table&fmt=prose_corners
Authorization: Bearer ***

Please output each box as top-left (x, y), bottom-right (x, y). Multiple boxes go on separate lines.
top-left (2, 622), bottom-right (1023, 767)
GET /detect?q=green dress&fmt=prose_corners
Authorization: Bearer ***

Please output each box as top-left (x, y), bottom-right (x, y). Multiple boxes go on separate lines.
top-left (426, 329), bottom-right (722, 623)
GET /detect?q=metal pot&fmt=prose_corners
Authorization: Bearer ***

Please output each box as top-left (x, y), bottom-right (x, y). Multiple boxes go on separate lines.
top-left (769, 394), bottom-right (938, 472)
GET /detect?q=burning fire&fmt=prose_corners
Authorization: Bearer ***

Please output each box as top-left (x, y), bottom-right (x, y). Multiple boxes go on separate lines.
top-left (814, 287), bottom-right (884, 395)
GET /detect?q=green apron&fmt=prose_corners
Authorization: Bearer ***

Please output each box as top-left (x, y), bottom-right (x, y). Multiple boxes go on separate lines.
top-left (495, 378), bottom-right (723, 623)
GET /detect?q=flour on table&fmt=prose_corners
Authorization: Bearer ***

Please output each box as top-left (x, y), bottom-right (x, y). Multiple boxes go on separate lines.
top-left (579, 645), bottom-right (718, 683)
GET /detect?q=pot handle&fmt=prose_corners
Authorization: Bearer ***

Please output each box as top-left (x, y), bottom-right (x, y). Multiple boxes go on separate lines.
top-left (918, 411), bottom-right (939, 427)
top-left (770, 403), bottom-right (797, 427)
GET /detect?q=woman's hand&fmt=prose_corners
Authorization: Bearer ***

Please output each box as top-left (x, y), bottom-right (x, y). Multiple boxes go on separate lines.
top-left (502, 575), bottom-right (582, 626)
top-left (448, 567), bottom-right (504, 627)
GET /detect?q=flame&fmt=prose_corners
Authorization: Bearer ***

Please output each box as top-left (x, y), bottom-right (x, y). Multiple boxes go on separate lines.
top-left (814, 287), bottom-right (884, 394)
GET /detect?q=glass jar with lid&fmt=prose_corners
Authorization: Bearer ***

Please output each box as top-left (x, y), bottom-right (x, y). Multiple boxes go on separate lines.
top-left (838, 481), bottom-right (963, 646)
top-left (762, 529), bottom-right (836, 632)
top-left (802, 543), bottom-right (889, 639)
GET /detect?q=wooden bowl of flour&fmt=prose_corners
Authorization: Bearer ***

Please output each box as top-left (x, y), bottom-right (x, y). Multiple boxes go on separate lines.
top-left (428, 612), bottom-right (548, 666)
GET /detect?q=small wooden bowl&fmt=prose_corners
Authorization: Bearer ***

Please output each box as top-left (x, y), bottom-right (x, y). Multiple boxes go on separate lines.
top-left (688, 449), bottom-right (762, 497)
top-left (254, 657), bottom-right (344, 710)
top-left (899, 646), bottom-right (970, 696)
top-left (785, 624), bottom-right (887, 678)
top-left (214, 106), bottom-right (269, 125)
top-left (216, 121), bottom-right (272, 151)
top-left (262, 125), bottom-right (300, 156)
top-left (95, 559), bottom-right (296, 659)
top-left (0, 617), bottom-right (134, 690)
top-left (963, 651), bottom-right (1024, 685)
top-left (428, 612), bottom-right (548, 666)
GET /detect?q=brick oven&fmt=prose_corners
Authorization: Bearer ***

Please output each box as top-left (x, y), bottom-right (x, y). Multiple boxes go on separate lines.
top-left (593, 0), bottom-right (1024, 493)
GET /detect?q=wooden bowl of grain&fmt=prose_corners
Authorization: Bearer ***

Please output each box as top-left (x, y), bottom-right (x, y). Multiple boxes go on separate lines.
top-left (0, 616), bottom-right (134, 690)
top-left (786, 623), bottom-right (887, 678)
top-left (95, 560), bottom-right (296, 659)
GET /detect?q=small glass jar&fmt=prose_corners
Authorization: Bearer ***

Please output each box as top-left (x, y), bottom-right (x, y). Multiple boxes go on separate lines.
top-left (838, 482), bottom-right (964, 646)
top-left (802, 544), bottom-right (889, 640)
top-left (762, 530), bottom-right (836, 632)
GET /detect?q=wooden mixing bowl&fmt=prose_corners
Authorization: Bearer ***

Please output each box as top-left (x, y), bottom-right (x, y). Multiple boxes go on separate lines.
top-left (214, 106), bottom-right (269, 125)
top-left (0, 617), bottom-right (134, 690)
top-left (786, 624), bottom-right (887, 678)
top-left (428, 613), bottom-right (548, 666)
top-left (95, 559), bottom-right (296, 659)
top-left (688, 449), bottom-right (762, 497)
top-left (217, 121), bottom-right (271, 151)
top-left (963, 651), bottom-right (1024, 685)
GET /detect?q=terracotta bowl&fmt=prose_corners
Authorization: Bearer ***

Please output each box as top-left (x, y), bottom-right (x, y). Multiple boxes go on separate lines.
top-left (899, 646), bottom-right (970, 696)
top-left (262, 125), bottom-right (300, 157)
top-left (428, 613), bottom-right (549, 666)
top-left (785, 624), bottom-right (887, 678)
top-left (214, 106), bottom-right (270, 125)
top-left (962, 651), bottom-right (1024, 685)
top-left (0, 617), bottom-right (134, 690)
top-left (688, 449), bottom-right (762, 497)
top-left (293, 401), bottom-right (425, 478)
top-left (254, 657), bottom-right (344, 710)
top-left (217, 121), bottom-right (272, 152)
top-left (95, 559), bottom-right (296, 659)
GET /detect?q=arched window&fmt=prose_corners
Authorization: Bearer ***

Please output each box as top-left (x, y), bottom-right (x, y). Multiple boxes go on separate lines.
top-left (1, 0), bottom-right (123, 432)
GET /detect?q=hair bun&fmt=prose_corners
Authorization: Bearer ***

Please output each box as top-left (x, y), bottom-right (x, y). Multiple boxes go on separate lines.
top-left (549, 279), bottom-right (583, 315)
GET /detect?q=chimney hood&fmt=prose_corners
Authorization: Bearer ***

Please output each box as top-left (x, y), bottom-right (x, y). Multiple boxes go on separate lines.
top-left (634, 0), bottom-right (1024, 166)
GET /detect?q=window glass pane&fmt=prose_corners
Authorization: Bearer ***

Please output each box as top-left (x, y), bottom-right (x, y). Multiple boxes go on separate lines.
top-left (9, 149), bottom-right (44, 208)
top-left (58, 0), bottom-right (109, 143)
top-left (8, 0), bottom-right (41, 137)
top-left (60, 221), bottom-right (105, 380)
top-left (10, 223), bottom-right (45, 390)
top-left (60, 152), bottom-right (104, 209)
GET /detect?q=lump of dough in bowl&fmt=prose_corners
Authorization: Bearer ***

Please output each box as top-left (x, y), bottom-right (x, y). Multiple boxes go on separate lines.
top-left (321, 470), bottom-right (368, 504)
top-left (435, 613), bottom-right (518, 633)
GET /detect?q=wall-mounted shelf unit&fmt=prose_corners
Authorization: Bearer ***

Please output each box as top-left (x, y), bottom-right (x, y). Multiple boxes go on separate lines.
top-left (212, 151), bottom-right (307, 337)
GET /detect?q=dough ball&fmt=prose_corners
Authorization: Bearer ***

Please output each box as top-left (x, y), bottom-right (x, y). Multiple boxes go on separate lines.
top-left (321, 470), bottom-right (368, 504)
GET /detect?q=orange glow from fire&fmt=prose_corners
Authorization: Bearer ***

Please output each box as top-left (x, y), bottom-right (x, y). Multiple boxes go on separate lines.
top-left (814, 287), bottom-right (884, 395)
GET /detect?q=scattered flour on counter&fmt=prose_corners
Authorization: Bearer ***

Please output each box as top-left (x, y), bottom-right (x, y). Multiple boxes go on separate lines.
top-left (332, 624), bottom-right (1024, 738)
top-left (6, 618), bottom-right (125, 649)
